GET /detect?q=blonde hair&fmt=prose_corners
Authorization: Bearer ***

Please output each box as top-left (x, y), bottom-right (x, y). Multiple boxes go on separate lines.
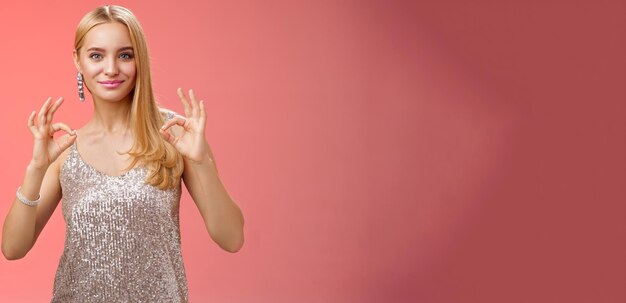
top-left (74, 5), bottom-right (183, 190)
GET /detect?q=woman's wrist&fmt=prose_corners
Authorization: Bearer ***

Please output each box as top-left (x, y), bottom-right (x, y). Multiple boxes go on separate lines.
top-left (16, 186), bottom-right (41, 206)
top-left (26, 161), bottom-right (49, 173)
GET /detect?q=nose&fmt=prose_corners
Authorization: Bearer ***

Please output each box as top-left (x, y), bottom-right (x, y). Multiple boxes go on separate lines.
top-left (103, 57), bottom-right (119, 76)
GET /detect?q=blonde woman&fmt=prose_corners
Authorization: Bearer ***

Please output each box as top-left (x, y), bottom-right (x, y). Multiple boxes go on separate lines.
top-left (1, 5), bottom-right (244, 302)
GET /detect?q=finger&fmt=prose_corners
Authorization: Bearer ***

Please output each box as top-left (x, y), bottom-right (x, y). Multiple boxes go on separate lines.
top-left (161, 116), bottom-right (187, 131)
top-left (57, 132), bottom-right (78, 151)
top-left (51, 122), bottom-right (76, 136)
top-left (189, 89), bottom-right (199, 118)
top-left (177, 88), bottom-right (191, 117)
top-left (199, 100), bottom-right (206, 129)
top-left (159, 128), bottom-right (177, 145)
top-left (37, 97), bottom-right (53, 127)
top-left (47, 97), bottom-right (64, 123)
top-left (27, 111), bottom-right (37, 135)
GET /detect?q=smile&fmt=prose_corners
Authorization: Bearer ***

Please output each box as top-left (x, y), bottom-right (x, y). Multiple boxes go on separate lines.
top-left (98, 80), bottom-right (124, 88)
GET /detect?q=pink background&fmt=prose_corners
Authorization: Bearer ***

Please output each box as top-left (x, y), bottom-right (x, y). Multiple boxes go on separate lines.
top-left (1, 0), bottom-right (624, 302)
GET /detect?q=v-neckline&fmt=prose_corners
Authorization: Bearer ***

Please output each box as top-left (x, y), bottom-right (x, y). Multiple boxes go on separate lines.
top-left (72, 141), bottom-right (140, 178)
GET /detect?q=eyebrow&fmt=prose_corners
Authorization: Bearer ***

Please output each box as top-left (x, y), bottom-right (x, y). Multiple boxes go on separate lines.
top-left (85, 46), bottom-right (134, 52)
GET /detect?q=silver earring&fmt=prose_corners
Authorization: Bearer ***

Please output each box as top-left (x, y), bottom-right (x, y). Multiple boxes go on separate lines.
top-left (77, 72), bottom-right (85, 102)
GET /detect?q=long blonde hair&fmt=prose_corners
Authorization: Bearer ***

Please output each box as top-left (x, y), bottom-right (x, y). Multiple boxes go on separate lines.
top-left (74, 5), bottom-right (183, 190)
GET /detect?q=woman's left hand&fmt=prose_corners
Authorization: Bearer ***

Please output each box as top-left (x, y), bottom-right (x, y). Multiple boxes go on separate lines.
top-left (160, 88), bottom-right (209, 163)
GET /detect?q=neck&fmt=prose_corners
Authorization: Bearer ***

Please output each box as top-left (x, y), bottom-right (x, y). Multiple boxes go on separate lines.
top-left (88, 96), bottom-right (133, 135)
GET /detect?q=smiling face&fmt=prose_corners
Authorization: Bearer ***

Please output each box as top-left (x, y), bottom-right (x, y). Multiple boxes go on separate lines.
top-left (74, 22), bottom-right (137, 103)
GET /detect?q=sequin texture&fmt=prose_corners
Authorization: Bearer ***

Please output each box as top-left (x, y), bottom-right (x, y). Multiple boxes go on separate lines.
top-left (52, 142), bottom-right (188, 302)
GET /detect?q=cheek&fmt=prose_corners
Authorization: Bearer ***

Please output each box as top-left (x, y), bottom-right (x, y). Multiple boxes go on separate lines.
top-left (123, 63), bottom-right (137, 80)
top-left (80, 63), bottom-right (100, 78)
top-left (80, 64), bottom-right (100, 91)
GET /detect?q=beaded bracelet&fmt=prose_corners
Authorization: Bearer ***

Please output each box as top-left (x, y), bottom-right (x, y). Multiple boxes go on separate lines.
top-left (16, 186), bottom-right (41, 206)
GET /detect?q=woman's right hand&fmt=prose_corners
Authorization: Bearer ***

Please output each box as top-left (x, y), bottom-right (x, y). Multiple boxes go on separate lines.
top-left (28, 97), bottom-right (77, 170)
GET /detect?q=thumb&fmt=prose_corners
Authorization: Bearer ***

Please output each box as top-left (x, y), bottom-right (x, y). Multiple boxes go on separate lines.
top-left (160, 128), bottom-right (178, 146)
top-left (57, 133), bottom-right (77, 152)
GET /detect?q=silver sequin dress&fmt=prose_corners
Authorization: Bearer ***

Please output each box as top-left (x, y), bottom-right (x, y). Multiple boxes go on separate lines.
top-left (51, 142), bottom-right (188, 302)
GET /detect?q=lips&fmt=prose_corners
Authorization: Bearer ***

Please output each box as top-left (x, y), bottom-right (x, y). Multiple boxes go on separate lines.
top-left (98, 80), bottom-right (124, 88)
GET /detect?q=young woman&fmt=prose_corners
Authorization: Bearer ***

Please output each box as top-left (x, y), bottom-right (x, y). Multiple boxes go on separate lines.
top-left (1, 5), bottom-right (244, 302)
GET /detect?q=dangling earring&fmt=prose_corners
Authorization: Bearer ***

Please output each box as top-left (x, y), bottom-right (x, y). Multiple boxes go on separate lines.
top-left (77, 71), bottom-right (85, 102)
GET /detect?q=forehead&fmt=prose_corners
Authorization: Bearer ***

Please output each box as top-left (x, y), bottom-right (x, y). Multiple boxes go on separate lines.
top-left (82, 22), bottom-right (132, 49)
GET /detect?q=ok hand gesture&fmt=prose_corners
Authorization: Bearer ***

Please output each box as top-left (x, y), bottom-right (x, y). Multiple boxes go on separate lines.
top-left (160, 88), bottom-right (209, 163)
top-left (28, 97), bottom-right (76, 170)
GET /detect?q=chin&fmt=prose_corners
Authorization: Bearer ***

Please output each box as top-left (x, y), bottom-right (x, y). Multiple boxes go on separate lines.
top-left (94, 89), bottom-right (135, 103)
top-left (88, 95), bottom-right (130, 103)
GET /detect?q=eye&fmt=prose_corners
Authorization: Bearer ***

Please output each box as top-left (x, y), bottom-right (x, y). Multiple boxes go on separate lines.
top-left (89, 53), bottom-right (102, 60)
top-left (120, 53), bottom-right (134, 60)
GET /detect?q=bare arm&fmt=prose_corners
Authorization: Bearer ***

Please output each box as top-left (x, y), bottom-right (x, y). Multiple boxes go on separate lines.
top-left (182, 143), bottom-right (245, 253)
top-left (2, 97), bottom-right (76, 260)
top-left (2, 160), bottom-right (62, 259)
top-left (160, 89), bottom-right (244, 253)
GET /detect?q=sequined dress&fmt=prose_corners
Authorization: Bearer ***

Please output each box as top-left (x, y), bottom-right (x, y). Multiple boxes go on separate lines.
top-left (51, 142), bottom-right (188, 302)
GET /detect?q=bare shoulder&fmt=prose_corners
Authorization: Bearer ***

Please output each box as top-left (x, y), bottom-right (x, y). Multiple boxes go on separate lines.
top-left (52, 133), bottom-right (76, 173)
top-left (158, 107), bottom-right (181, 120)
